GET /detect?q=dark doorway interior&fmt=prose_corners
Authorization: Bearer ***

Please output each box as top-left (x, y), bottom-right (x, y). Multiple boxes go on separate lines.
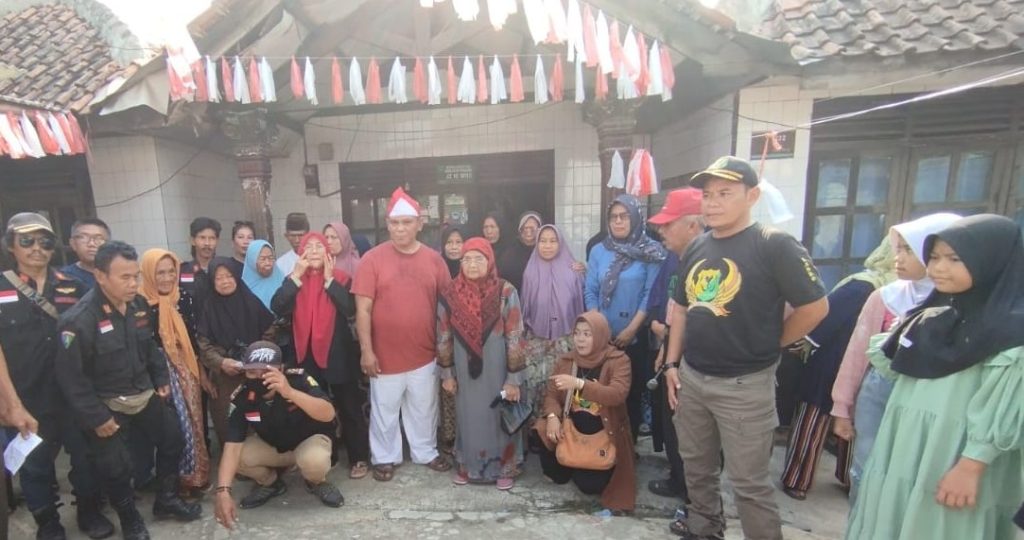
top-left (0, 155), bottom-right (95, 268)
top-left (340, 150), bottom-right (555, 248)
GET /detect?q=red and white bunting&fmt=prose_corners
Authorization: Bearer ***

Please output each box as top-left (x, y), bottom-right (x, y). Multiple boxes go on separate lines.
top-left (0, 110), bottom-right (87, 159)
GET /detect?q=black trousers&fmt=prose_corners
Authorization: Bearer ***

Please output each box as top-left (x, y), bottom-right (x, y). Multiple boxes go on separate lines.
top-left (329, 380), bottom-right (370, 465)
top-left (538, 442), bottom-right (613, 496)
top-left (654, 377), bottom-right (688, 496)
top-left (84, 395), bottom-right (183, 502)
top-left (624, 334), bottom-right (650, 442)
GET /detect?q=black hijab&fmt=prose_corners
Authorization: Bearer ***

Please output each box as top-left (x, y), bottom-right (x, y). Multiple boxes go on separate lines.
top-left (883, 214), bottom-right (1024, 379)
top-left (198, 257), bottom-right (276, 350)
top-left (439, 224), bottom-right (464, 279)
top-left (482, 212), bottom-right (509, 258)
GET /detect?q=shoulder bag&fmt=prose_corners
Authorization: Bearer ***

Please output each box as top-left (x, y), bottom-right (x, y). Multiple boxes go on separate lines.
top-left (555, 362), bottom-right (616, 470)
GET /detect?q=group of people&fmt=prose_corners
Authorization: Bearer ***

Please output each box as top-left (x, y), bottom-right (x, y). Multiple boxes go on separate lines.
top-left (0, 153), bottom-right (1020, 540)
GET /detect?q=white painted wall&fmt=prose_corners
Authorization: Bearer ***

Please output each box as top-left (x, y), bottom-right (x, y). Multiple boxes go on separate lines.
top-left (89, 136), bottom-right (242, 260)
top-left (653, 95), bottom-right (735, 181)
top-left (275, 101), bottom-right (603, 258)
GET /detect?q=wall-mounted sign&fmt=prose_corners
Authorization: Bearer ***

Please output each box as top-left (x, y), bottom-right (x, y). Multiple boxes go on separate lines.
top-left (750, 129), bottom-right (796, 160)
top-left (437, 164), bottom-right (474, 185)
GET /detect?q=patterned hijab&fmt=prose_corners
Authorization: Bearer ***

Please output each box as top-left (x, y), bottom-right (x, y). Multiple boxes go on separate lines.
top-left (139, 249), bottom-right (199, 378)
top-left (440, 237), bottom-right (503, 379)
top-left (599, 194), bottom-right (667, 308)
top-left (325, 221), bottom-right (361, 277)
top-left (832, 239), bottom-right (896, 292)
top-left (521, 225), bottom-right (585, 339)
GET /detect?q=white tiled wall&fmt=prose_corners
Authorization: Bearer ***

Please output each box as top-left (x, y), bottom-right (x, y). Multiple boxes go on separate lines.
top-left (273, 102), bottom-right (603, 258)
top-left (89, 136), bottom-right (242, 259)
top-left (653, 95), bottom-right (735, 180)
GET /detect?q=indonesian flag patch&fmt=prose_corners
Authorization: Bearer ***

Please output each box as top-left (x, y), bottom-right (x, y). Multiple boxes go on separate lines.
top-left (0, 290), bottom-right (18, 304)
top-left (245, 411), bottom-right (261, 423)
top-left (98, 320), bottom-right (114, 334)
top-left (180, 273), bottom-right (195, 283)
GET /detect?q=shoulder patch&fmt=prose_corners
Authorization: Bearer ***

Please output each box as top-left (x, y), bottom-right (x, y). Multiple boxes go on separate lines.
top-left (55, 286), bottom-right (77, 294)
top-left (229, 384), bottom-right (244, 401)
top-left (285, 368), bottom-right (305, 375)
top-left (134, 310), bottom-right (148, 318)
top-left (306, 376), bottom-right (318, 387)
top-left (61, 331), bottom-right (76, 349)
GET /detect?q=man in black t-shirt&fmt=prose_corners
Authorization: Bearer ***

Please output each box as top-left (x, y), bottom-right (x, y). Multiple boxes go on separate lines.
top-left (663, 157), bottom-right (828, 540)
top-left (213, 342), bottom-right (342, 531)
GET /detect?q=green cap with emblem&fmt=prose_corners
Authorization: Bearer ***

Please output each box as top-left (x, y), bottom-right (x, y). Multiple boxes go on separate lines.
top-left (690, 156), bottom-right (760, 188)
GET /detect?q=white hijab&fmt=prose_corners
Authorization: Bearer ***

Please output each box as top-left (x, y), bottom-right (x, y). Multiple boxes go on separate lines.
top-left (879, 212), bottom-right (962, 318)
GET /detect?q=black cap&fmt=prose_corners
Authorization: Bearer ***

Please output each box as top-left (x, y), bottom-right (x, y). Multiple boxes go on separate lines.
top-left (690, 156), bottom-right (759, 188)
top-left (285, 212), bottom-right (310, 233)
top-left (241, 341), bottom-right (283, 370)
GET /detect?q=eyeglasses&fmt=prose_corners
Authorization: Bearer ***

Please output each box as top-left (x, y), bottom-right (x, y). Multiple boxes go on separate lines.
top-left (608, 212), bottom-right (630, 223)
top-left (73, 234), bottom-right (107, 246)
top-left (17, 235), bottom-right (56, 251)
top-left (461, 256), bottom-right (487, 266)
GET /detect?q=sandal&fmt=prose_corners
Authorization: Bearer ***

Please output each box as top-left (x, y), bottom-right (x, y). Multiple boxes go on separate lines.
top-left (425, 456), bottom-right (452, 472)
top-left (349, 461), bottom-right (369, 479)
top-left (372, 464), bottom-right (395, 482)
top-left (782, 487), bottom-right (807, 501)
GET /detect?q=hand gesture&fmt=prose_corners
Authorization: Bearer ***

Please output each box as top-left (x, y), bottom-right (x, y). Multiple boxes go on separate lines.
top-left (214, 491), bottom-right (238, 530)
top-left (262, 367), bottom-right (294, 400)
top-left (291, 251), bottom-right (310, 281)
top-left (665, 367), bottom-right (681, 411)
top-left (221, 359), bottom-right (242, 377)
top-left (550, 374), bottom-right (577, 394)
top-left (442, 378), bottom-right (457, 395)
top-left (1, 403), bottom-right (38, 438)
top-left (502, 384), bottom-right (520, 402)
top-left (323, 252), bottom-right (335, 278)
top-left (545, 416), bottom-right (563, 443)
top-left (361, 350), bottom-right (381, 378)
top-left (936, 458), bottom-right (985, 509)
top-left (832, 417), bottom-right (855, 441)
top-left (95, 417), bottom-right (119, 438)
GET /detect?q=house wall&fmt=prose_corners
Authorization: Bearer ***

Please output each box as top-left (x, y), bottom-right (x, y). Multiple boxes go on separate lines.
top-left (735, 65), bottom-right (1023, 239)
top-left (272, 101), bottom-right (603, 258)
top-left (89, 136), bottom-right (242, 260)
top-left (653, 95), bottom-right (736, 181)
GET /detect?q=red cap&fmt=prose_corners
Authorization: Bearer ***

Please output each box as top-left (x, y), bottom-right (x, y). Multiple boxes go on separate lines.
top-left (648, 188), bottom-right (702, 225)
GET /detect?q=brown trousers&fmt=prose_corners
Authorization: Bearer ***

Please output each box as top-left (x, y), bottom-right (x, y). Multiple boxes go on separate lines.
top-left (210, 372), bottom-right (243, 450)
top-left (673, 361), bottom-right (782, 540)
top-left (237, 434), bottom-right (332, 486)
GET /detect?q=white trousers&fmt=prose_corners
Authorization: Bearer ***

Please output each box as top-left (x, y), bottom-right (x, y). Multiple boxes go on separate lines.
top-left (369, 360), bottom-right (439, 465)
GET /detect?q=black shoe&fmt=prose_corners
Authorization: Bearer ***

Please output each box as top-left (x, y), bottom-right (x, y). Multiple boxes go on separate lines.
top-left (648, 478), bottom-right (685, 498)
top-left (669, 518), bottom-right (724, 540)
top-left (110, 499), bottom-right (149, 540)
top-left (32, 506), bottom-right (66, 540)
top-left (305, 481), bottom-right (344, 508)
top-left (239, 478), bottom-right (287, 509)
top-left (152, 493), bottom-right (202, 522)
top-left (76, 497), bottom-right (115, 539)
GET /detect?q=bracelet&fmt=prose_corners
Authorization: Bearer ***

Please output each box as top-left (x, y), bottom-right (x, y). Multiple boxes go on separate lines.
top-left (546, 413), bottom-right (558, 420)
top-left (215, 486), bottom-right (232, 494)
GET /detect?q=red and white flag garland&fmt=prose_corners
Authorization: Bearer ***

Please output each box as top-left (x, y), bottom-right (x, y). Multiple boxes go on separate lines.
top-left (161, 2), bottom-right (677, 109)
top-left (0, 110), bottom-right (87, 159)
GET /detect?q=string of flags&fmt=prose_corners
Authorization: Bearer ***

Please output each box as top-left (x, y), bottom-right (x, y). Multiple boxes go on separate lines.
top-left (608, 149), bottom-right (659, 197)
top-left (166, 0), bottom-right (676, 107)
top-left (0, 111), bottom-right (87, 159)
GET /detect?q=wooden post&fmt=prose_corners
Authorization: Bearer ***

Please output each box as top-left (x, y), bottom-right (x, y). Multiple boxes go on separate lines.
top-left (583, 100), bottom-right (641, 228)
top-left (221, 109), bottom-right (279, 244)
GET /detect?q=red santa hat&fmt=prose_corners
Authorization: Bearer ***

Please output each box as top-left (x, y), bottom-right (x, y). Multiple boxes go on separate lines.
top-left (386, 187), bottom-right (421, 218)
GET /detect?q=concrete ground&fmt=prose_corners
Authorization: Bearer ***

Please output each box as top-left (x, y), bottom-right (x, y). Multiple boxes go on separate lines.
top-left (8, 434), bottom-right (850, 540)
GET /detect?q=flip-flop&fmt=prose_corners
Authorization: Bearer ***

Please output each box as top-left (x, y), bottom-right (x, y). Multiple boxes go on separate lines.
top-left (425, 456), bottom-right (452, 472)
top-left (372, 464), bottom-right (394, 482)
top-left (350, 461), bottom-right (370, 479)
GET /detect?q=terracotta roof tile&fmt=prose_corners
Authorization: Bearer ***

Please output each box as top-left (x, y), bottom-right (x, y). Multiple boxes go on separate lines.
top-left (0, 3), bottom-right (126, 111)
top-left (759, 0), bottom-right (1024, 61)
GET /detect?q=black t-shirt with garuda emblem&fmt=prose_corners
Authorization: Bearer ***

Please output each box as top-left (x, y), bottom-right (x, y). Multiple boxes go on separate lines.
top-left (673, 222), bottom-right (826, 377)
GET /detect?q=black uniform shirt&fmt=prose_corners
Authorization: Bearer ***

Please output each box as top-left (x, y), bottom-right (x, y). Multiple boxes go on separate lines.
top-left (179, 260), bottom-right (211, 322)
top-left (0, 269), bottom-right (84, 417)
top-left (225, 370), bottom-right (335, 454)
top-left (55, 288), bottom-right (170, 429)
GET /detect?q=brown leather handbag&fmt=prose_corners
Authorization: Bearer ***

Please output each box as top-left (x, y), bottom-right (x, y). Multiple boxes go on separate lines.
top-left (555, 362), bottom-right (616, 470)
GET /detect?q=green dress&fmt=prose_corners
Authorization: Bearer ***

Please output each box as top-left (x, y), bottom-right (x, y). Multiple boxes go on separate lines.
top-left (846, 336), bottom-right (1024, 540)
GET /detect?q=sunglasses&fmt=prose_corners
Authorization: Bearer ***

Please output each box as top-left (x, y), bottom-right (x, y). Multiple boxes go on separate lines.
top-left (17, 235), bottom-right (56, 251)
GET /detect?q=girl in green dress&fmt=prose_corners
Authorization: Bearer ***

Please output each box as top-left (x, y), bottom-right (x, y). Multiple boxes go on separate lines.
top-left (846, 214), bottom-right (1024, 539)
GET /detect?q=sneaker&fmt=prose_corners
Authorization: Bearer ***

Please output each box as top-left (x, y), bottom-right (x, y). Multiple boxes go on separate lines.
top-left (648, 478), bottom-right (685, 498)
top-left (495, 478), bottom-right (513, 490)
top-left (239, 478), bottom-right (287, 509)
top-left (305, 481), bottom-right (344, 508)
top-left (452, 471), bottom-right (469, 486)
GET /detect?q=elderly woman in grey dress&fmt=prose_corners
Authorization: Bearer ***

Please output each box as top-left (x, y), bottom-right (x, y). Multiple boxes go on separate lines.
top-left (438, 237), bottom-right (526, 490)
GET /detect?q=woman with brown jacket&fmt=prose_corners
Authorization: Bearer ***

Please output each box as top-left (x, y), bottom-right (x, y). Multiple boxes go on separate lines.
top-left (533, 310), bottom-right (636, 513)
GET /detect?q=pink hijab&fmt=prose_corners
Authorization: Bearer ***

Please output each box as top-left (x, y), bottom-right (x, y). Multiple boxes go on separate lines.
top-left (325, 221), bottom-right (361, 277)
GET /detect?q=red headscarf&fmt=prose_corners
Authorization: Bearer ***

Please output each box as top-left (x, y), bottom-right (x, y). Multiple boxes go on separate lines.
top-left (440, 237), bottom-right (502, 379)
top-left (293, 232), bottom-right (350, 369)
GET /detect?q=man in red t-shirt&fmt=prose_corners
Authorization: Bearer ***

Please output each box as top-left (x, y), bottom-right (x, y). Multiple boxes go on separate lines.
top-left (351, 187), bottom-right (453, 481)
